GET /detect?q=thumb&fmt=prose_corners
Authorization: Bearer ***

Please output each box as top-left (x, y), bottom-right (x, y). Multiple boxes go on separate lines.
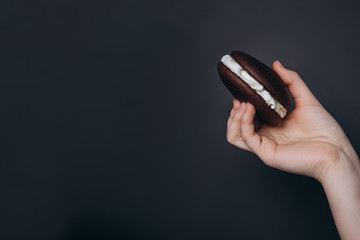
top-left (273, 60), bottom-right (320, 108)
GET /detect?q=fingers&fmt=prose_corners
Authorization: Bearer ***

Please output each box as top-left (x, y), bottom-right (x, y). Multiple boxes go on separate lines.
top-left (242, 103), bottom-right (280, 164)
top-left (272, 60), bottom-right (320, 108)
top-left (227, 100), bottom-right (266, 152)
top-left (227, 101), bottom-right (251, 151)
top-left (227, 102), bottom-right (277, 164)
top-left (239, 103), bottom-right (262, 153)
top-left (227, 99), bottom-right (241, 129)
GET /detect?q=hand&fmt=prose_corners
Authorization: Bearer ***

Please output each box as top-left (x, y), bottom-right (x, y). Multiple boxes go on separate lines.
top-left (226, 60), bottom-right (360, 239)
top-left (226, 60), bottom-right (355, 181)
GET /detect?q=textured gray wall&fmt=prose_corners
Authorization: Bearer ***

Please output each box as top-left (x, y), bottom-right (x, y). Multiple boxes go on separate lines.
top-left (1, 0), bottom-right (359, 239)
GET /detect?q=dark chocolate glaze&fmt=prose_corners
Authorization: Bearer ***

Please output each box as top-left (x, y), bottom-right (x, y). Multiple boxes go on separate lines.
top-left (217, 51), bottom-right (292, 125)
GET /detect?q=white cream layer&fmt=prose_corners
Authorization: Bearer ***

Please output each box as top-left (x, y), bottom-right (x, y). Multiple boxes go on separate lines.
top-left (221, 54), bottom-right (287, 118)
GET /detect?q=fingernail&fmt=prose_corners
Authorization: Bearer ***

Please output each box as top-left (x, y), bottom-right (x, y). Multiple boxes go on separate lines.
top-left (277, 60), bottom-right (284, 67)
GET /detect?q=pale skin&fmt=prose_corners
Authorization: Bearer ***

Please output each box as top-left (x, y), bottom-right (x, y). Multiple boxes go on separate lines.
top-left (226, 60), bottom-right (360, 240)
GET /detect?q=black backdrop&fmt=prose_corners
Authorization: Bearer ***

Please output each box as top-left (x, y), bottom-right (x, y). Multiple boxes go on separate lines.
top-left (1, 0), bottom-right (360, 239)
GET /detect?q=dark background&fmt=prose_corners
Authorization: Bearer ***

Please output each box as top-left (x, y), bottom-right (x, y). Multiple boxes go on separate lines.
top-left (1, 0), bottom-right (359, 239)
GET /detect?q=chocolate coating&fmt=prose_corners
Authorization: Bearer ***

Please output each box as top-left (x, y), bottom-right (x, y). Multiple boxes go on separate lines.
top-left (217, 51), bottom-right (291, 125)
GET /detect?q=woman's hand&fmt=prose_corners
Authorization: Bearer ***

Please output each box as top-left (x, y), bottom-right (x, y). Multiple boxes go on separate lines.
top-left (226, 60), bottom-right (360, 239)
top-left (226, 60), bottom-right (356, 181)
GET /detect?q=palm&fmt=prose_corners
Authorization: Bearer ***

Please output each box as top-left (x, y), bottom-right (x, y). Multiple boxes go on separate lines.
top-left (226, 61), bottom-right (347, 180)
top-left (259, 103), bottom-right (342, 146)
top-left (255, 104), bottom-right (346, 178)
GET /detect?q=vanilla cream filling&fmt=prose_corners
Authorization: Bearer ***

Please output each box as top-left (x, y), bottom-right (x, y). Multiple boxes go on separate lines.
top-left (221, 54), bottom-right (287, 118)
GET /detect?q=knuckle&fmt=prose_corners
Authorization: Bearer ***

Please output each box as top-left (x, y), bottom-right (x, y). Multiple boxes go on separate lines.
top-left (262, 153), bottom-right (277, 168)
top-left (226, 133), bottom-right (234, 143)
top-left (226, 131), bottom-right (241, 144)
top-left (243, 112), bottom-right (251, 122)
top-left (240, 130), bottom-right (249, 141)
top-left (258, 145), bottom-right (277, 167)
top-left (290, 70), bottom-right (300, 79)
top-left (234, 112), bottom-right (242, 120)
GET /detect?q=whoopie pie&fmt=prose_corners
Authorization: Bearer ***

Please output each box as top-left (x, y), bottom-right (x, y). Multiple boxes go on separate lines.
top-left (217, 51), bottom-right (292, 125)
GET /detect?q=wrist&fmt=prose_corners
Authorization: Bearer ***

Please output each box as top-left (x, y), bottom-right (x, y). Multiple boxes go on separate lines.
top-left (318, 143), bottom-right (360, 240)
top-left (320, 145), bottom-right (360, 190)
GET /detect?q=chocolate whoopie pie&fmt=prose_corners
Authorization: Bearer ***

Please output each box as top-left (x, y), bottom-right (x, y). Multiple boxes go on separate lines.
top-left (217, 51), bottom-right (291, 125)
